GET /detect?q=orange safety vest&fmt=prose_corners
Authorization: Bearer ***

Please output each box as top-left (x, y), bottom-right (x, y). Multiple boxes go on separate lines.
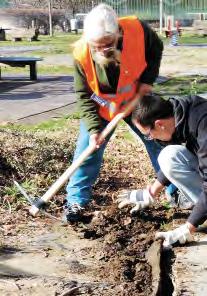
top-left (73, 16), bottom-right (147, 121)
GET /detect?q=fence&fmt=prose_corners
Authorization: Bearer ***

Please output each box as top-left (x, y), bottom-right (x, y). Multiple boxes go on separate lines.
top-left (90, 0), bottom-right (207, 20)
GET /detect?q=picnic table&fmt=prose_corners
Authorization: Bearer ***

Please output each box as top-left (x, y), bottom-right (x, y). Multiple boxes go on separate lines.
top-left (0, 56), bottom-right (43, 80)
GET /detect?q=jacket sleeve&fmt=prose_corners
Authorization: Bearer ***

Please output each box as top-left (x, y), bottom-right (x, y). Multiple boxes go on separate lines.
top-left (139, 21), bottom-right (163, 85)
top-left (74, 60), bottom-right (102, 134)
top-left (157, 169), bottom-right (171, 186)
top-left (188, 115), bottom-right (207, 227)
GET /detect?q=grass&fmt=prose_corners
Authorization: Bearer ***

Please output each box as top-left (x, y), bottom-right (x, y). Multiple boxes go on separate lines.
top-left (0, 33), bottom-right (80, 75)
top-left (0, 33), bottom-right (81, 55)
top-left (1, 64), bottom-right (74, 75)
top-left (177, 34), bottom-right (207, 44)
top-left (159, 221), bottom-right (172, 231)
top-left (1, 32), bottom-right (206, 50)
top-left (38, 65), bottom-right (74, 75)
top-left (3, 179), bottom-right (38, 208)
top-left (0, 31), bottom-right (207, 77)
top-left (29, 112), bottom-right (81, 131)
top-left (2, 74), bottom-right (206, 133)
top-left (2, 112), bottom-right (81, 132)
top-left (0, 33), bottom-right (81, 75)
top-left (160, 32), bottom-right (207, 45)
top-left (154, 75), bottom-right (207, 95)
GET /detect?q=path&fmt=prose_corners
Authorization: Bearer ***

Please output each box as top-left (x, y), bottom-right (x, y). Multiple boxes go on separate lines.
top-left (0, 75), bottom-right (76, 124)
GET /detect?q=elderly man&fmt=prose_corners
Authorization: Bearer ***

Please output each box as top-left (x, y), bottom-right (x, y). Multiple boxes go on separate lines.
top-left (64, 4), bottom-right (164, 222)
top-left (118, 94), bottom-right (207, 248)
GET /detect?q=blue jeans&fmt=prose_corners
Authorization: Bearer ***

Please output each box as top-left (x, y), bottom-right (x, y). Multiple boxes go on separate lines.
top-left (66, 117), bottom-right (162, 206)
top-left (158, 145), bottom-right (202, 204)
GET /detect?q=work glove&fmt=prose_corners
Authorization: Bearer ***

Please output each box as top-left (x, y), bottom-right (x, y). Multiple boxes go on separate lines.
top-left (116, 188), bottom-right (154, 214)
top-left (155, 223), bottom-right (193, 248)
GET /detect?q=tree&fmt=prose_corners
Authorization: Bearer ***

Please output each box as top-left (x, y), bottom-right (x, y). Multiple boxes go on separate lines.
top-left (0, 0), bottom-right (9, 7)
top-left (8, 0), bottom-right (94, 13)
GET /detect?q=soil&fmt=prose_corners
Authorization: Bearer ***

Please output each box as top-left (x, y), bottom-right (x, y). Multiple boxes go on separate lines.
top-left (0, 124), bottom-right (181, 295)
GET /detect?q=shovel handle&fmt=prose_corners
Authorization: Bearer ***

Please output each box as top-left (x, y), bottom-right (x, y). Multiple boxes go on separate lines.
top-left (29, 94), bottom-right (140, 216)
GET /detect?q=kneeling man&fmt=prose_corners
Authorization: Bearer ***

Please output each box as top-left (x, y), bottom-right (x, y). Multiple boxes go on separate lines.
top-left (117, 94), bottom-right (207, 248)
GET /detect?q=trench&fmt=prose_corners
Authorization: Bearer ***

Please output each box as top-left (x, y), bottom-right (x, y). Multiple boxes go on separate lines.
top-left (147, 241), bottom-right (175, 296)
top-left (157, 249), bottom-right (175, 296)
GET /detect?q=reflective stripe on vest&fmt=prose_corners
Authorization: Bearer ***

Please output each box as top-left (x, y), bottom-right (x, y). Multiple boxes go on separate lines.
top-left (90, 93), bottom-right (117, 119)
top-left (91, 93), bottom-right (109, 107)
top-left (73, 16), bottom-right (147, 121)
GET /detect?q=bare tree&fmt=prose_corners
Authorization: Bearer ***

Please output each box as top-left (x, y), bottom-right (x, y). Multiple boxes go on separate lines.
top-left (8, 0), bottom-right (96, 34)
top-left (9, 0), bottom-right (93, 12)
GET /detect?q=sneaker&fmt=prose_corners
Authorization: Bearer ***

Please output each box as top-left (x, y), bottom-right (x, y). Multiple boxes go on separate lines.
top-left (165, 189), bottom-right (194, 210)
top-left (62, 203), bottom-right (84, 223)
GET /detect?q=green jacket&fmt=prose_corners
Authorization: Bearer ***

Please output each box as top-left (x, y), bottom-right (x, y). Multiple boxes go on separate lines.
top-left (74, 20), bottom-right (163, 134)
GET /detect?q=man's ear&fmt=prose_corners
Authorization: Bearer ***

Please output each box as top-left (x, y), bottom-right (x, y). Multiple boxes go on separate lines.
top-left (155, 119), bottom-right (165, 130)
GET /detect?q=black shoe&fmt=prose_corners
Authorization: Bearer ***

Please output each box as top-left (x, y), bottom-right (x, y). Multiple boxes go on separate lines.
top-left (62, 203), bottom-right (83, 223)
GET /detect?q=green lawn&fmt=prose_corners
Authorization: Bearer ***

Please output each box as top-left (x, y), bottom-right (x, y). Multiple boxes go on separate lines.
top-left (0, 33), bottom-right (82, 75)
top-left (179, 34), bottom-right (207, 44)
top-left (1, 31), bottom-right (206, 56)
top-left (160, 32), bottom-right (207, 45)
top-left (1, 64), bottom-right (74, 75)
top-left (0, 33), bottom-right (81, 55)
top-left (0, 32), bottom-right (207, 76)
top-left (154, 75), bottom-right (207, 96)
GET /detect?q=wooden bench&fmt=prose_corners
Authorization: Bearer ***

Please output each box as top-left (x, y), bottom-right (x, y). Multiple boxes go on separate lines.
top-left (0, 56), bottom-right (43, 80)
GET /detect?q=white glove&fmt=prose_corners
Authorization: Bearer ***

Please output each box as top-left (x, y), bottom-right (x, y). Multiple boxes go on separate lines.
top-left (116, 188), bottom-right (154, 214)
top-left (155, 224), bottom-right (193, 248)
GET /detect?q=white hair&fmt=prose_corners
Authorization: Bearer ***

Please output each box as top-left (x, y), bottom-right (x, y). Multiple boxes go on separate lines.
top-left (84, 4), bottom-right (119, 42)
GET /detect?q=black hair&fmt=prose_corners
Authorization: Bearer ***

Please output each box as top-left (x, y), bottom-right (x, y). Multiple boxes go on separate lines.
top-left (132, 94), bottom-right (174, 128)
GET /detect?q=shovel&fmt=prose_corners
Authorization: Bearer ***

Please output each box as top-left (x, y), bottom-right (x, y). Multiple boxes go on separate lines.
top-left (16, 94), bottom-right (140, 216)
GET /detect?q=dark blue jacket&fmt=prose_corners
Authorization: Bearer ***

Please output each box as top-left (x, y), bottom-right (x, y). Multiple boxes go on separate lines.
top-left (157, 95), bottom-right (207, 227)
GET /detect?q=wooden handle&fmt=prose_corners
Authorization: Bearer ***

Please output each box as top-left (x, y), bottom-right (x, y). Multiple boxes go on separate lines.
top-left (29, 94), bottom-right (140, 216)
